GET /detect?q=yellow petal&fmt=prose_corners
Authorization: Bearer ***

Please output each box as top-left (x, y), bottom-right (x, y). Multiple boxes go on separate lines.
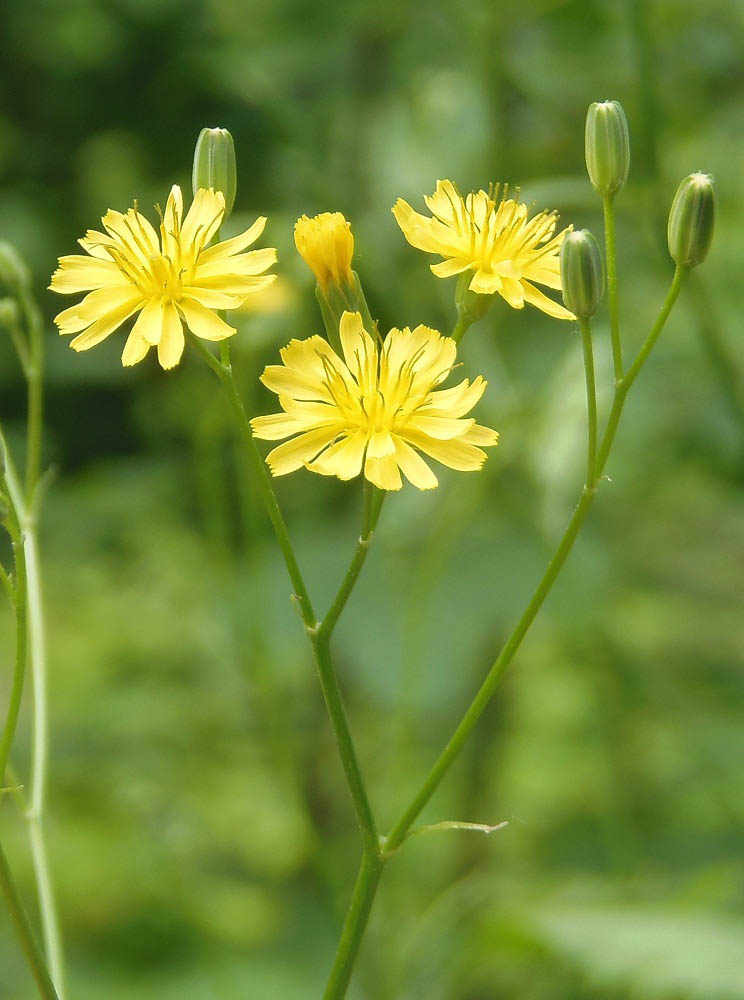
top-left (430, 258), bottom-right (471, 278)
top-left (366, 428), bottom-right (395, 459)
top-left (121, 325), bottom-right (151, 367)
top-left (69, 294), bottom-right (142, 352)
top-left (179, 298), bottom-right (235, 341)
top-left (468, 269), bottom-right (502, 295)
top-left (401, 430), bottom-right (489, 472)
top-left (131, 298), bottom-right (165, 346)
top-left (364, 453), bottom-right (402, 491)
top-left (265, 428), bottom-right (338, 476)
top-left (198, 216), bottom-right (267, 263)
top-left (49, 256), bottom-right (127, 294)
top-left (251, 412), bottom-right (306, 441)
top-left (339, 311), bottom-right (376, 386)
top-left (393, 437), bottom-right (438, 490)
top-left (404, 415), bottom-right (475, 440)
top-left (463, 424), bottom-right (499, 447)
top-left (195, 248), bottom-right (277, 280)
top-left (157, 302), bottom-right (185, 369)
top-left (418, 377), bottom-right (486, 418)
top-left (181, 188), bottom-right (225, 248)
top-left (260, 365), bottom-right (332, 403)
top-left (307, 430), bottom-right (367, 480)
top-left (521, 281), bottom-right (575, 320)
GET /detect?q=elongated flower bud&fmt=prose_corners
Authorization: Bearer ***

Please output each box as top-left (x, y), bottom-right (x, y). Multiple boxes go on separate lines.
top-left (560, 230), bottom-right (605, 319)
top-left (585, 101), bottom-right (630, 198)
top-left (295, 212), bottom-right (374, 348)
top-left (0, 242), bottom-right (31, 295)
top-left (192, 127), bottom-right (237, 218)
top-left (667, 172), bottom-right (716, 269)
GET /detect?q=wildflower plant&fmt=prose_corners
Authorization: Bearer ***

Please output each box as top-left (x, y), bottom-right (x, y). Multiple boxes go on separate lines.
top-left (0, 106), bottom-right (719, 1000)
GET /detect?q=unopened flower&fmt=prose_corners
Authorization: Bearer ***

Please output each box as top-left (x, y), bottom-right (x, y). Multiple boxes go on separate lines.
top-left (251, 311), bottom-right (499, 491)
top-left (50, 186), bottom-right (276, 369)
top-left (393, 180), bottom-right (574, 320)
top-left (295, 212), bottom-right (354, 290)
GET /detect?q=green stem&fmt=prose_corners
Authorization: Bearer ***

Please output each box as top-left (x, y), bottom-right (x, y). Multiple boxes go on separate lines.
top-left (318, 482), bottom-right (385, 641)
top-left (596, 264), bottom-right (686, 474)
top-left (451, 314), bottom-right (472, 344)
top-left (386, 266), bottom-right (688, 853)
top-left (579, 317), bottom-right (598, 485)
top-left (310, 634), bottom-right (379, 855)
top-left (0, 839), bottom-right (60, 1000)
top-left (0, 498), bottom-right (28, 784)
top-left (189, 335), bottom-right (316, 628)
top-left (602, 195), bottom-right (623, 380)
top-left (322, 849), bottom-right (383, 1000)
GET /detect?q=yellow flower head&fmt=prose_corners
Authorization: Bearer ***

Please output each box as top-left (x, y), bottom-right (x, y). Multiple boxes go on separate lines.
top-left (392, 180), bottom-right (574, 320)
top-left (251, 311), bottom-right (499, 491)
top-left (50, 185), bottom-right (277, 369)
top-left (294, 212), bottom-right (354, 289)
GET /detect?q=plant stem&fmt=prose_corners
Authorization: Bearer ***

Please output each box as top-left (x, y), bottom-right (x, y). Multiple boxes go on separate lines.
top-left (451, 314), bottom-right (471, 344)
top-left (189, 335), bottom-right (316, 628)
top-left (0, 839), bottom-right (60, 1000)
top-left (602, 195), bottom-right (623, 380)
top-left (319, 481), bottom-right (385, 641)
top-left (580, 317), bottom-right (598, 485)
top-left (0, 494), bottom-right (28, 784)
top-left (386, 266), bottom-right (687, 853)
top-left (596, 264), bottom-right (686, 474)
top-left (310, 634), bottom-right (379, 856)
top-left (322, 848), bottom-right (383, 1000)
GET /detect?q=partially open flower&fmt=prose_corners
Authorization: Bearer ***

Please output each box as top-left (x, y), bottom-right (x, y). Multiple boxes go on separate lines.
top-left (393, 180), bottom-right (574, 320)
top-left (50, 186), bottom-right (276, 369)
top-left (251, 311), bottom-right (499, 491)
top-left (294, 213), bottom-right (354, 291)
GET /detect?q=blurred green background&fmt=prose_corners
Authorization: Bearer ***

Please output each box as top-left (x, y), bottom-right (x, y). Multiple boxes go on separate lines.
top-left (1, 0), bottom-right (744, 996)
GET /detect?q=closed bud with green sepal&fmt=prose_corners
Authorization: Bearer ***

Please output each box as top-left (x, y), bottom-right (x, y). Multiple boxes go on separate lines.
top-left (560, 230), bottom-right (605, 319)
top-left (667, 172), bottom-right (716, 269)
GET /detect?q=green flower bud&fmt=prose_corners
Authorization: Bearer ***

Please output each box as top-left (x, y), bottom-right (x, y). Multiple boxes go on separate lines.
top-left (0, 297), bottom-right (21, 329)
top-left (667, 172), bottom-right (716, 269)
top-left (0, 242), bottom-right (31, 296)
top-left (560, 230), bottom-right (605, 319)
top-left (585, 100), bottom-right (630, 198)
top-left (192, 127), bottom-right (237, 219)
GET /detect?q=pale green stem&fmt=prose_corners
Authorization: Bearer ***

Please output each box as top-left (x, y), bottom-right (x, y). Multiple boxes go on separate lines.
top-left (602, 195), bottom-right (623, 380)
top-left (0, 488), bottom-right (27, 784)
top-left (386, 265), bottom-right (688, 854)
top-left (579, 317), bottom-right (598, 485)
top-left (2, 320), bottom-right (65, 996)
top-left (0, 839), bottom-right (60, 1000)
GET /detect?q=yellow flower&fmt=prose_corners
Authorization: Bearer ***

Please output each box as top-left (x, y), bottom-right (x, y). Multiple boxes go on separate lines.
top-left (392, 180), bottom-right (574, 320)
top-left (50, 186), bottom-right (276, 369)
top-left (294, 212), bottom-right (354, 289)
top-left (251, 311), bottom-right (499, 491)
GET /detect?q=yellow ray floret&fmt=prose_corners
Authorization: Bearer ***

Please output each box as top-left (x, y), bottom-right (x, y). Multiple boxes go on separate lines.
top-left (392, 179), bottom-right (574, 320)
top-left (49, 185), bottom-right (277, 369)
top-left (251, 311), bottom-right (499, 491)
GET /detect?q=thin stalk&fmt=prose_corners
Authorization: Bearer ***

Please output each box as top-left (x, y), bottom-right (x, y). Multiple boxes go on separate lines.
top-left (602, 195), bottom-right (623, 380)
top-left (0, 839), bottom-right (60, 1000)
top-left (189, 335), bottom-right (316, 628)
top-left (0, 499), bottom-right (28, 784)
top-left (579, 317), bottom-right (598, 485)
top-left (597, 264), bottom-right (686, 473)
top-left (322, 849), bottom-right (383, 1000)
top-left (20, 291), bottom-right (44, 502)
top-left (318, 482), bottom-right (385, 641)
top-left (310, 634), bottom-right (379, 856)
top-left (451, 314), bottom-right (472, 344)
top-left (386, 266), bottom-right (687, 852)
